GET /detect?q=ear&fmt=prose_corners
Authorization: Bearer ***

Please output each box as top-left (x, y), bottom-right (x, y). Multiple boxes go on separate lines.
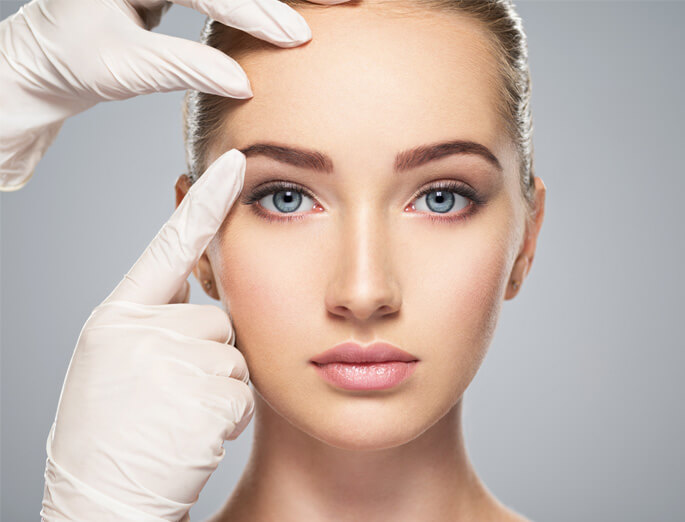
top-left (505, 177), bottom-right (546, 300)
top-left (175, 174), bottom-right (221, 300)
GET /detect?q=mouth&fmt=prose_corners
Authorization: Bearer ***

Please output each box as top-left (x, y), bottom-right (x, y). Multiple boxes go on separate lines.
top-left (310, 341), bottom-right (419, 391)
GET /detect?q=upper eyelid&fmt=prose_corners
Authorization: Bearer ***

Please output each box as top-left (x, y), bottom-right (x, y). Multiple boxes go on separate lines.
top-left (254, 180), bottom-right (473, 200)
top-left (414, 181), bottom-right (474, 197)
top-left (247, 181), bottom-right (318, 209)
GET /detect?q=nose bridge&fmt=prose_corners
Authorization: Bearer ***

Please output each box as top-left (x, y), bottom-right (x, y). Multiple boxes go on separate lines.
top-left (325, 204), bottom-right (401, 321)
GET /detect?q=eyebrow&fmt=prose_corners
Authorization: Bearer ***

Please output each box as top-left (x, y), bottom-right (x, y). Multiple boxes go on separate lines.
top-left (238, 139), bottom-right (503, 174)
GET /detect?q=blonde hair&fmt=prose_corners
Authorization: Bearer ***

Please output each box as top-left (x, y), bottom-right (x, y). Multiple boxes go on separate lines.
top-left (182, 0), bottom-right (536, 215)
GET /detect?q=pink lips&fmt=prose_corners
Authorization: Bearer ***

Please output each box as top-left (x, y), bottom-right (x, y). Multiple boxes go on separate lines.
top-left (310, 342), bottom-right (419, 391)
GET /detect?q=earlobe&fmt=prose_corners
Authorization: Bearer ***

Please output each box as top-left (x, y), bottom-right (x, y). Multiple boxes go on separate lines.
top-left (193, 254), bottom-right (220, 300)
top-left (505, 255), bottom-right (528, 300)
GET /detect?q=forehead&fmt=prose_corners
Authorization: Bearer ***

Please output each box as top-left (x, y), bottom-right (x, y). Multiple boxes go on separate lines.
top-left (211, 6), bottom-right (508, 171)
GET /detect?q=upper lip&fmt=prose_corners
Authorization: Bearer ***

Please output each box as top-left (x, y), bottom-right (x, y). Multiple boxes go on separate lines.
top-left (310, 341), bottom-right (419, 365)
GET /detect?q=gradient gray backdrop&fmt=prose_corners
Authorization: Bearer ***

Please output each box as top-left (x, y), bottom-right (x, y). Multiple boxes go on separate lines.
top-left (2, 1), bottom-right (684, 520)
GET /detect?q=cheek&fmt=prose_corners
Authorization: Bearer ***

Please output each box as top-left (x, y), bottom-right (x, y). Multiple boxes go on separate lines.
top-left (428, 231), bottom-right (508, 345)
top-left (403, 215), bottom-right (515, 392)
top-left (211, 215), bottom-right (321, 372)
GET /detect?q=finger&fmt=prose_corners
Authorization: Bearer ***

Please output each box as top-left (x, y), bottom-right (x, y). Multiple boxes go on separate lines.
top-left (170, 0), bottom-right (314, 48)
top-left (168, 374), bottom-right (254, 440)
top-left (129, 30), bottom-right (253, 98)
top-left (221, 379), bottom-right (255, 441)
top-left (155, 333), bottom-right (250, 382)
top-left (103, 148), bottom-right (246, 306)
top-left (93, 301), bottom-right (233, 343)
top-left (124, 0), bottom-right (356, 98)
top-left (85, 320), bottom-right (248, 381)
top-left (133, 0), bottom-right (352, 41)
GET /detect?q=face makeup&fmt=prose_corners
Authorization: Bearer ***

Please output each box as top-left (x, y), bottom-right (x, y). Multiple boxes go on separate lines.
top-left (205, 6), bottom-right (526, 453)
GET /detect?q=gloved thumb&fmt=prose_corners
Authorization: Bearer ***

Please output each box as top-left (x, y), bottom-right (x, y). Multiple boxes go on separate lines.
top-left (125, 30), bottom-right (254, 98)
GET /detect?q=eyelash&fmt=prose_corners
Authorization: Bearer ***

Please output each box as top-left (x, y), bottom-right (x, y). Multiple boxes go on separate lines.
top-left (241, 179), bottom-right (486, 224)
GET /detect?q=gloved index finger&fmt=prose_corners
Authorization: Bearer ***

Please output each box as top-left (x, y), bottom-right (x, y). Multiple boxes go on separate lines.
top-left (103, 149), bottom-right (245, 306)
top-left (170, 0), bottom-right (313, 47)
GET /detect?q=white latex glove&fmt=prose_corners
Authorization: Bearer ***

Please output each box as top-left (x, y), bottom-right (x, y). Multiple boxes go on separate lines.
top-left (0, 0), bottom-right (350, 191)
top-left (41, 148), bottom-right (252, 522)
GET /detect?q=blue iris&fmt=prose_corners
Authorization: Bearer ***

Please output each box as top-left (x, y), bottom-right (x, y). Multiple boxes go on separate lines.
top-left (272, 190), bottom-right (302, 213)
top-left (425, 190), bottom-right (455, 213)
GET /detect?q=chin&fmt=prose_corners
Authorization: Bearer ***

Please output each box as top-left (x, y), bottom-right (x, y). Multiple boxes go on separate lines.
top-left (293, 396), bottom-right (442, 452)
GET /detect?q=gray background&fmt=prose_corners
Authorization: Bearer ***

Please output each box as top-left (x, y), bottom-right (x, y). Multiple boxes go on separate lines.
top-left (2, 1), bottom-right (684, 520)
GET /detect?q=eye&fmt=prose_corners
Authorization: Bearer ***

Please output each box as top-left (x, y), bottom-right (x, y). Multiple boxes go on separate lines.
top-left (241, 180), bottom-right (322, 222)
top-left (413, 188), bottom-right (469, 214)
top-left (258, 187), bottom-right (316, 214)
top-left (406, 180), bottom-right (483, 223)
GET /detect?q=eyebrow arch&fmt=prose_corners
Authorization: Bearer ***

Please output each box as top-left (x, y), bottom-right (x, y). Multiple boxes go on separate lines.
top-left (238, 139), bottom-right (503, 174)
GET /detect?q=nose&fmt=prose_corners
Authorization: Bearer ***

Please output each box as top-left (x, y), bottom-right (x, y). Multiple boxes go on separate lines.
top-left (325, 209), bottom-right (402, 322)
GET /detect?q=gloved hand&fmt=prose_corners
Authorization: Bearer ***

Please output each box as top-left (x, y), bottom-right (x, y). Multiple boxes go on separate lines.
top-left (41, 148), bottom-right (252, 522)
top-left (0, 0), bottom-right (349, 191)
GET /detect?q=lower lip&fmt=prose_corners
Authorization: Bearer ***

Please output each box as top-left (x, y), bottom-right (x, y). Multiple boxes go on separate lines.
top-left (311, 361), bottom-right (419, 391)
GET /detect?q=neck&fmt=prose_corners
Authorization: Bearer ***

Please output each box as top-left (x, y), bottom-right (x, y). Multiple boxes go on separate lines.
top-left (217, 390), bottom-right (499, 522)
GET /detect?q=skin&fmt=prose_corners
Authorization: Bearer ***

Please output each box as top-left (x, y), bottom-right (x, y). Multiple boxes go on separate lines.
top-left (175, 3), bottom-right (545, 521)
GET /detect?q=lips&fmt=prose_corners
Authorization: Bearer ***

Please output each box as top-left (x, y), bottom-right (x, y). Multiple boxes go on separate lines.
top-left (310, 341), bottom-right (419, 365)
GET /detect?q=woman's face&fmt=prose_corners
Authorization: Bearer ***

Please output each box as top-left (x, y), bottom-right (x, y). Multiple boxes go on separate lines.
top-left (199, 5), bottom-right (535, 450)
